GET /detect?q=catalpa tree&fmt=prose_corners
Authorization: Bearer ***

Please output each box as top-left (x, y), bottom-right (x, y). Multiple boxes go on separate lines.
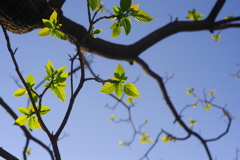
top-left (0, 0), bottom-right (239, 160)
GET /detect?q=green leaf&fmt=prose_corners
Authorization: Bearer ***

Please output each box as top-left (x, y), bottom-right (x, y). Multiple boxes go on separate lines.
top-left (189, 118), bottom-right (196, 126)
top-left (109, 114), bottom-right (115, 120)
top-left (28, 117), bottom-right (35, 131)
top-left (42, 19), bottom-right (53, 28)
top-left (204, 103), bottom-right (211, 110)
top-left (52, 86), bottom-right (66, 102)
top-left (115, 83), bottom-right (123, 99)
top-left (93, 29), bottom-right (103, 34)
top-left (113, 6), bottom-right (120, 15)
top-left (186, 88), bottom-right (194, 95)
top-left (18, 107), bottom-right (30, 115)
top-left (88, 0), bottom-right (99, 11)
top-left (14, 115), bottom-right (28, 126)
top-left (130, 4), bottom-right (139, 11)
top-left (120, 0), bottom-right (132, 12)
top-left (133, 10), bottom-right (154, 23)
top-left (112, 24), bottom-right (122, 38)
top-left (38, 27), bottom-right (51, 36)
top-left (211, 35), bottom-right (221, 41)
top-left (40, 106), bottom-right (51, 116)
top-left (185, 9), bottom-right (204, 21)
top-left (55, 30), bottom-right (67, 40)
top-left (114, 64), bottom-right (125, 79)
top-left (125, 96), bottom-right (134, 104)
top-left (57, 71), bottom-right (68, 83)
top-left (13, 88), bottom-right (26, 97)
top-left (45, 61), bottom-right (54, 77)
top-left (50, 29), bottom-right (56, 38)
top-left (161, 136), bottom-right (170, 143)
top-left (99, 82), bottom-right (115, 94)
top-left (122, 18), bottom-right (131, 35)
top-left (50, 10), bottom-right (58, 25)
top-left (123, 83), bottom-right (140, 97)
top-left (26, 74), bottom-right (35, 88)
top-left (208, 90), bottom-right (216, 96)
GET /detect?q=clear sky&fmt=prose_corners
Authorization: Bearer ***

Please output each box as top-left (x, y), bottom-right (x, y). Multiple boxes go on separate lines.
top-left (0, 1), bottom-right (240, 160)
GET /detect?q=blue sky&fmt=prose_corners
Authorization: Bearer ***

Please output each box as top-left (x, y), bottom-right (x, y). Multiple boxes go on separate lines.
top-left (0, 1), bottom-right (240, 160)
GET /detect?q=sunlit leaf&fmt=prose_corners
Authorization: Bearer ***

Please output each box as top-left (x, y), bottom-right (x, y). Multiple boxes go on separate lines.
top-left (123, 83), bottom-right (140, 97)
top-left (109, 114), bottom-right (115, 120)
top-left (161, 136), bottom-right (170, 143)
top-left (186, 88), bottom-right (194, 95)
top-left (52, 86), bottom-right (66, 102)
top-left (208, 90), bottom-right (216, 96)
top-left (115, 83), bottom-right (123, 99)
top-left (42, 19), bottom-right (53, 28)
top-left (118, 141), bottom-right (124, 147)
top-left (130, 4), bottom-right (140, 11)
top-left (189, 118), bottom-right (196, 126)
top-left (99, 82), bottom-right (115, 94)
top-left (50, 10), bottom-right (58, 25)
top-left (88, 0), bottom-right (99, 11)
top-left (38, 27), bottom-right (51, 36)
top-left (26, 74), bottom-right (35, 88)
top-left (18, 107), bottom-right (30, 115)
top-left (122, 18), bottom-right (131, 35)
top-left (133, 10), bottom-right (154, 23)
top-left (211, 35), bottom-right (221, 41)
top-left (55, 30), bottom-right (67, 40)
top-left (14, 115), bottom-right (28, 126)
top-left (204, 103), bottom-right (211, 110)
top-left (13, 88), bottom-right (26, 97)
top-left (125, 96), bottom-right (134, 104)
top-left (39, 106), bottom-right (51, 116)
top-left (112, 24), bottom-right (122, 38)
top-left (114, 64), bottom-right (125, 79)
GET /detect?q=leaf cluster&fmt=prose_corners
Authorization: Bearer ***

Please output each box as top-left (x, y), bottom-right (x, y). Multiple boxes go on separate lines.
top-left (14, 104), bottom-right (50, 131)
top-left (186, 9), bottom-right (204, 21)
top-left (110, 0), bottom-right (154, 38)
top-left (99, 64), bottom-right (140, 99)
top-left (44, 61), bottom-right (68, 102)
top-left (38, 11), bottom-right (66, 40)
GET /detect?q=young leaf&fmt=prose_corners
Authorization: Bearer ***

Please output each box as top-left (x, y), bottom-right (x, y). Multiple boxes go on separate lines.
top-left (39, 106), bottom-right (51, 116)
top-left (34, 117), bottom-right (41, 129)
top-left (18, 107), bottom-right (30, 115)
top-left (28, 117), bottom-right (35, 131)
top-left (88, 0), bottom-right (99, 11)
top-left (26, 74), bottom-right (35, 88)
top-left (114, 64), bottom-right (125, 79)
top-left (211, 35), bottom-right (221, 41)
top-left (204, 103), bottom-right (211, 110)
top-left (45, 61), bottom-right (54, 77)
top-left (161, 136), bottom-right (170, 143)
top-left (13, 88), bottom-right (27, 97)
top-left (133, 10), bottom-right (154, 23)
top-left (112, 6), bottom-right (120, 15)
top-left (52, 86), bottom-right (66, 102)
top-left (93, 29), bottom-right (103, 34)
top-left (189, 118), bottom-right (196, 126)
top-left (55, 30), bottom-right (67, 40)
top-left (186, 88), bottom-right (194, 95)
top-left (120, 0), bottom-right (132, 12)
top-left (50, 10), bottom-right (58, 25)
top-left (122, 18), bottom-right (131, 35)
top-left (38, 27), bottom-right (51, 36)
top-left (115, 83), bottom-right (123, 99)
top-left (99, 82), bottom-right (115, 94)
top-left (109, 114), bottom-right (115, 120)
top-left (14, 115), bottom-right (28, 126)
top-left (123, 83), bottom-right (140, 97)
top-left (208, 90), bottom-right (216, 96)
top-left (130, 4), bottom-right (139, 11)
top-left (125, 96), bottom-right (134, 104)
top-left (112, 24), bottom-right (122, 38)
top-left (42, 19), bottom-right (53, 28)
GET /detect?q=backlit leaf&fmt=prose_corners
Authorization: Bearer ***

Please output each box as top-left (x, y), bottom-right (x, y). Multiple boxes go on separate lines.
top-left (99, 82), bottom-right (115, 94)
top-left (123, 83), bottom-right (140, 97)
top-left (38, 27), bottom-right (51, 36)
top-left (115, 83), bottom-right (123, 99)
top-left (133, 10), bottom-right (154, 23)
top-left (52, 86), bottom-right (66, 102)
top-left (18, 107), bottom-right (30, 115)
top-left (14, 115), bottom-right (28, 126)
top-left (88, 0), bottom-right (99, 11)
top-left (26, 74), bottom-right (35, 88)
top-left (13, 88), bottom-right (26, 97)
top-left (204, 103), bottom-right (211, 110)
